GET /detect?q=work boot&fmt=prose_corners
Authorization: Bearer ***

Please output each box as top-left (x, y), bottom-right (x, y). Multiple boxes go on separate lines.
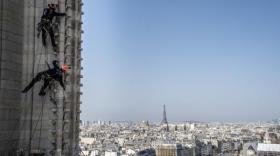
top-left (22, 86), bottom-right (31, 93)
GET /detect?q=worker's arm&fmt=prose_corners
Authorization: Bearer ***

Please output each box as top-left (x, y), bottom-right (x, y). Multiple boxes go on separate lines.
top-left (54, 11), bottom-right (66, 16)
top-left (42, 8), bottom-right (48, 17)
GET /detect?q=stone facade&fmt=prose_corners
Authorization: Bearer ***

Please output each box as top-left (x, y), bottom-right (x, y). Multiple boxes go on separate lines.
top-left (0, 0), bottom-right (83, 155)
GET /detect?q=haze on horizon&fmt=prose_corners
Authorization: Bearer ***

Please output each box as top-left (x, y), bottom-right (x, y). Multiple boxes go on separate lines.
top-left (81, 0), bottom-right (280, 122)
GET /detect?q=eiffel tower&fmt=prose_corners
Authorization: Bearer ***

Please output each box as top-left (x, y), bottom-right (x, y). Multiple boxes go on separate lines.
top-left (161, 104), bottom-right (169, 131)
top-left (161, 104), bottom-right (168, 124)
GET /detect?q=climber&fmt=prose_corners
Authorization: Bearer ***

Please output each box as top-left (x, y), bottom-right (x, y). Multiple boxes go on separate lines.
top-left (22, 60), bottom-right (69, 96)
top-left (37, 4), bottom-right (66, 51)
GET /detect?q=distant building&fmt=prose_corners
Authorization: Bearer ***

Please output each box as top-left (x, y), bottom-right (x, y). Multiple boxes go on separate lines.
top-left (105, 151), bottom-right (120, 156)
top-left (190, 123), bottom-right (196, 131)
top-left (201, 143), bottom-right (213, 156)
top-left (89, 150), bottom-right (100, 156)
top-left (240, 142), bottom-right (257, 156)
top-left (156, 144), bottom-right (188, 156)
top-left (257, 143), bottom-right (280, 156)
top-left (175, 125), bottom-right (178, 131)
top-left (137, 148), bottom-right (156, 156)
top-left (126, 149), bottom-right (136, 155)
top-left (221, 142), bottom-right (235, 154)
top-left (264, 131), bottom-right (278, 144)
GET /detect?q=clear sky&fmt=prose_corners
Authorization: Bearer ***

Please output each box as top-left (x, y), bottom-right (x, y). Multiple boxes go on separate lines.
top-left (81, 0), bottom-right (280, 122)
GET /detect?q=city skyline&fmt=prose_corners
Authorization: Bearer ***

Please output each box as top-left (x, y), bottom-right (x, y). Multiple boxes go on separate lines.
top-left (81, 0), bottom-right (280, 122)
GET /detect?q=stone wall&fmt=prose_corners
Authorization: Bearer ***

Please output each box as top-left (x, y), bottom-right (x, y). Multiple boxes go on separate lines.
top-left (0, 0), bottom-right (24, 155)
top-left (0, 0), bottom-right (82, 155)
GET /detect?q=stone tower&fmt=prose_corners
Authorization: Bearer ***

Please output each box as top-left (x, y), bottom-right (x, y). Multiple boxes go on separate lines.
top-left (0, 0), bottom-right (83, 155)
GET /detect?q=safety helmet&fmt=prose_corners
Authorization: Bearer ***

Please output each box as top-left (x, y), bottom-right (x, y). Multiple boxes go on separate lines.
top-left (48, 3), bottom-right (56, 10)
top-left (61, 64), bottom-right (69, 72)
top-left (52, 60), bottom-right (59, 68)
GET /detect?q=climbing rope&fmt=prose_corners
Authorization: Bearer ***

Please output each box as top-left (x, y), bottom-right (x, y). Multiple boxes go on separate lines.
top-left (22, 95), bottom-right (46, 152)
top-left (9, 94), bottom-right (29, 150)
top-left (38, 96), bottom-right (45, 149)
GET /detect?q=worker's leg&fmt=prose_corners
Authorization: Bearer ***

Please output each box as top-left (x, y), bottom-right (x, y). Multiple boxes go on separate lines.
top-left (42, 27), bottom-right (47, 47)
top-left (22, 72), bottom-right (44, 93)
top-left (39, 79), bottom-right (50, 96)
top-left (48, 27), bottom-right (57, 49)
top-left (37, 22), bottom-right (42, 38)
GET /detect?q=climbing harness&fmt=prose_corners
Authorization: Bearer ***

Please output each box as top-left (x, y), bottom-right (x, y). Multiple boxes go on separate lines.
top-left (37, 19), bottom-right (51, 38)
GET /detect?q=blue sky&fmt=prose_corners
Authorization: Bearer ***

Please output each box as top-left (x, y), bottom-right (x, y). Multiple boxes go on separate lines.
top-left (81, 0), bottom-right (280, 122)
